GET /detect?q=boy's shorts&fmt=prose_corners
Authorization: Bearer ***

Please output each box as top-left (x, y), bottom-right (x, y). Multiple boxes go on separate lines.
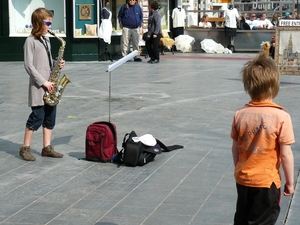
top-left (26, 105), bottom-right (56, 131)
top-left (234, 182), bottom-right (280, 225)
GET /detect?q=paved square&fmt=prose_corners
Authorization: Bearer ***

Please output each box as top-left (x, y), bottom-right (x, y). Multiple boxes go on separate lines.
top-left (0, 53), bottom-right (299, 225)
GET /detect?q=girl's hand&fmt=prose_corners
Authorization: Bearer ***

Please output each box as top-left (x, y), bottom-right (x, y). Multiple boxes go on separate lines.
top-left (43, 81), bottom-right (55, 92)
top-left (153, 34), bottom-right (157, 39)
top-left (59, 60), bottom-right (65, 69)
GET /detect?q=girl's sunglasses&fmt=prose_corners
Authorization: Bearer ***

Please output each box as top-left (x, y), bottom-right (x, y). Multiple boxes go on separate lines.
top-left (44, 20), bottom-right (52, 26)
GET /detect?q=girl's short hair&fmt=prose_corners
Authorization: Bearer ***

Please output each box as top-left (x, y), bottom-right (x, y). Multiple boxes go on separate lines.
top-left (202, 14), bottom-right (208, 22)
top-left (150, 1), bottom-right (159, 10)
top-left (241, 54), bottom-right (279, 100)
top-left (31, 8), bottom-right (53, 38)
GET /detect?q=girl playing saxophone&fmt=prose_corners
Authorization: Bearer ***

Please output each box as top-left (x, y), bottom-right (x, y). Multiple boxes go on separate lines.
top-left (20, 7), bottom-right (65, 161)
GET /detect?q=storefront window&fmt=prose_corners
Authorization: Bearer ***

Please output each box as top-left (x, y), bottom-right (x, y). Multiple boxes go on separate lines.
top-left (233, 0), bottom-right (296, 20)
top-left (184, 0), bottom-right (298, 28)
top-left (184, 0), bottom-right (228, 27)
top-left (73, 0), bottom-right (99, 38)
top-left (9, 0), bottom-right (66, 37)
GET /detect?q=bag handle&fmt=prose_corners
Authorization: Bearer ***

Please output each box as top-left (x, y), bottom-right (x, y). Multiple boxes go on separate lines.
top-left (122, 133), bottom-right (130, 148)
top-left (93, 121), bottom-right (117, 144)
top-left (156, 139), bottom-right (183, 152)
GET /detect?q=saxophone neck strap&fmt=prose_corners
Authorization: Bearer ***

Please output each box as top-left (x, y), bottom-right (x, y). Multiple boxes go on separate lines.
top-left (38, 36), bottom-right (52, 69)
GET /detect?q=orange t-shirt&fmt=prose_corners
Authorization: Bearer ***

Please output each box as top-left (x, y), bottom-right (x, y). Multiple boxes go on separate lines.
top-left (231, 101), bottom-right (295, 188)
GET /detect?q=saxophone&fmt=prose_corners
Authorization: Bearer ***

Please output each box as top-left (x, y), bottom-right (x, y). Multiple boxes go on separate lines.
top-left (43, 30), bottom-right (71, 106)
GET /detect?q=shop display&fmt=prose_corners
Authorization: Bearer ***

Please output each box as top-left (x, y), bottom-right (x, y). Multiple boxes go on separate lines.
top-left (73, 0), bottom-right (99, 38)
top-left (8, 0), bottom-right (66, 37)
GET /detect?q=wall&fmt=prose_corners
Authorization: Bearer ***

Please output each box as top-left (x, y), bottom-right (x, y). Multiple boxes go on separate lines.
top-left (0, 0), bottom-right (117, 62)
top-left (0, 0), bottom-right (175, 61)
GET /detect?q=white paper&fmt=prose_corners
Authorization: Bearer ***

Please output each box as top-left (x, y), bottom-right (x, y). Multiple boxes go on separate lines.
top-left (107, 50), bottom-right (139, 72)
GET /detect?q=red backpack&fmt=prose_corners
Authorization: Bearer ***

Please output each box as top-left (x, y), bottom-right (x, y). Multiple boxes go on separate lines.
top-left (85, 121), bottom-right (117, 162)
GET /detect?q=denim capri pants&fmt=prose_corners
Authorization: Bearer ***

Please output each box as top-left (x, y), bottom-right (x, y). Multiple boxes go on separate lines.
top-left (26, 105), bottom-right (56, 131)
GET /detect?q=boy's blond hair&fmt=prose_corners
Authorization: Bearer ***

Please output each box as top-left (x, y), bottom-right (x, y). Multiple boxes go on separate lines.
top-left (241, 54), bottom-right (280, 100)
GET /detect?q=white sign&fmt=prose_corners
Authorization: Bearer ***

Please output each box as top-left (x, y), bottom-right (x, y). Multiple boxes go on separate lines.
top-left (279, 20), bottom-right (300, 27)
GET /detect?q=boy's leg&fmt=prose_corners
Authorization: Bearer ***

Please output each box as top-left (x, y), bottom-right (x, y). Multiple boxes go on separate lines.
top-left (234, 183), bottom-right (250, 225)
top-left (234, 182), bottom-right (280, 225)
top-left (248, 182), bottom-right (280, 225)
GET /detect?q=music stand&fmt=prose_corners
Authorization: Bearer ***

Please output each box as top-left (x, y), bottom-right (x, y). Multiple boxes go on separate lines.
top-left (106, 50), bottom-right (138, 122)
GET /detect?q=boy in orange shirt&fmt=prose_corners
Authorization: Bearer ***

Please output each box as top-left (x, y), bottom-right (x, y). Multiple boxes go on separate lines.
top-left (231, 54), bottom-right (295, 224)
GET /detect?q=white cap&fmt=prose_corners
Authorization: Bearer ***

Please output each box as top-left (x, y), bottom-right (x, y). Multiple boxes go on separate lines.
top-left (132, 134), bottom-right (157, 146)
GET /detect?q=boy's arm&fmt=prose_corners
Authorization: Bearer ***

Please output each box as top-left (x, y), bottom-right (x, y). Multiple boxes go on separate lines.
top-left (231, 139), bottom-right (239, 166)
top-left (280, 144), bottom-right (294, 196)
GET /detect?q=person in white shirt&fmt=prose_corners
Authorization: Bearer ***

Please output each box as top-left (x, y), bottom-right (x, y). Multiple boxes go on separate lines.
top-left (256, 13), bottom-right (273, 29)
top-left (199, 14), bottom-right (212, 28)
top-left (245, 14), bottom-right (260, 30)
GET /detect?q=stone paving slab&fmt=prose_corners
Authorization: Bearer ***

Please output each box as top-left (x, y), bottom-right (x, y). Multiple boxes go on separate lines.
top-left (0, 52), bottom-right (299, 225)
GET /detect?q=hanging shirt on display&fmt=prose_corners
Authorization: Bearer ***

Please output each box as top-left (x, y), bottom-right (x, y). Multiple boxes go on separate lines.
top-left (99, 7), bottom-right (112, 44)
top-left (172, 6), bottom-right (186, 28)
top-left (224, 7), bottom-right (240, 29)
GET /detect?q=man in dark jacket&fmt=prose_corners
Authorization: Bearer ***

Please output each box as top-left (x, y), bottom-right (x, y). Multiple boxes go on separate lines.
top-left (118, 0), bottom-right (143, 61)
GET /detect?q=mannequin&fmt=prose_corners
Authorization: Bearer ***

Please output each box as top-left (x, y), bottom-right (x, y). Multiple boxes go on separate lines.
top-left (172, 5), bottom-right (186, 39)
top-left (99, 0), bottom-right (113, 61)
top-left (224, 5), bottom-right (241, 51)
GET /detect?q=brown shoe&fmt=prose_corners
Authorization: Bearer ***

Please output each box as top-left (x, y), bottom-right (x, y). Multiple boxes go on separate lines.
top-left (41, 145), bottom-right (63, 158)
top-left (19, 146), bottom-right (36, 161)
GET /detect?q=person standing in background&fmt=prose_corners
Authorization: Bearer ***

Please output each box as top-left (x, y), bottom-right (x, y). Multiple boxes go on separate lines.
top-left (118, 0), bottom-right (143, 62)
top-left (145, 0), bottom-right (162, 64)
top-left (171, 5), bottom-right (185, 39)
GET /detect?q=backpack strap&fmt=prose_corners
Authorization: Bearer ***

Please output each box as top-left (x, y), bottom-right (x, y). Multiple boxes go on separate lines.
top-left (156, 139), bottom-right (183, 152)
top-left (112, 131), bottom-right (133, 166)
top-left (122, 132), bottom-right (130, 148)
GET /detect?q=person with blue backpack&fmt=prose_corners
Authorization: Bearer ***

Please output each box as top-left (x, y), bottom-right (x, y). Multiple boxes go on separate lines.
top-left (118, 0), bottom-right (143, 62)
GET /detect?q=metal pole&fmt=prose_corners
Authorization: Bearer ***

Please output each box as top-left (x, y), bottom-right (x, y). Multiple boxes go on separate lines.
top-left (109, 71), bottom-right (111, 122)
